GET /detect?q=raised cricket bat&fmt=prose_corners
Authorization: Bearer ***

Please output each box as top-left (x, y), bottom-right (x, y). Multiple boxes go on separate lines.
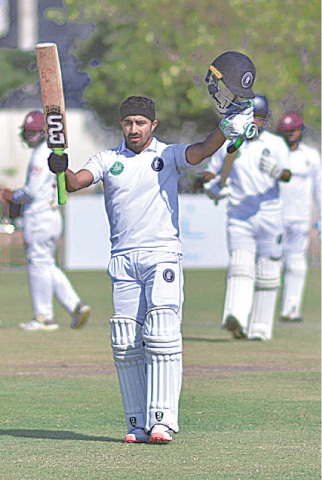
top-left (219, 149), bottom-right (239, 188)
top-left (36, 42), bottom-right (67, 205)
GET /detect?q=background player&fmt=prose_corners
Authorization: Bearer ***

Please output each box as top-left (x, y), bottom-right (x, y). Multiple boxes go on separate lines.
top-left (0, 110), bottom-right (91, 331)
top-left (45, 50), bottom-right (257, 444)
top-left (277, 112), bottom-right (321, 322)
top-left (201, 95), bottom-right (292, 340)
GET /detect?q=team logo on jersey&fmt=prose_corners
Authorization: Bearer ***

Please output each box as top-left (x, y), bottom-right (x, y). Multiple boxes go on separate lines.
top-left (262, 148), bottom-right (271, 156)
top-left (110, 161), bottom-right (124, 175)
top-left (129, 416), bottom-right (137, 427)
top-left (151, 157), bottom-right (164, 171)
top-left (163, 268), bottom-right (175, 283)
top-left (155, 411), bottom-right (164, 422)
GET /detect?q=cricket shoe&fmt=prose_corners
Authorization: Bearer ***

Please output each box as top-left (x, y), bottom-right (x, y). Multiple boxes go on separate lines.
top-left (148, 425), bottom-right (173, 444)
top-left (223, 314), bottom-right (247, 340)
top-left (71, 302), bottom-right (91, 329)
top-left (19, 316), bottom-right (59, 331)
top-left (124, 428), bottom-right (150, 443)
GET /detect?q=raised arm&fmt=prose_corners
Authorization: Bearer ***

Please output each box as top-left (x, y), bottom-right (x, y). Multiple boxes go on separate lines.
top-left (48, 152), bottom-right (94, 192)
top-left (64, 169), bottom-right (94, 192)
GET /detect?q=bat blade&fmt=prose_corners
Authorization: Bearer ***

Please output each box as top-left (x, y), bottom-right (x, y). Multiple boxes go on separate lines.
top-left (36, 42), bottom-right (67, 205)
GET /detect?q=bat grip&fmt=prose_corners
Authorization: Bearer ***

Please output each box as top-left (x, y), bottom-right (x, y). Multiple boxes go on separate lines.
top-left (227, 136), bottom-right (244, 154)
top-left (52, 148), bottom-right (67, 205)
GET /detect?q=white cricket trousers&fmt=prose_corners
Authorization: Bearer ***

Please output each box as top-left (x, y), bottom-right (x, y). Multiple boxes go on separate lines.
top-left (23, 208), bottom-right (80, 319)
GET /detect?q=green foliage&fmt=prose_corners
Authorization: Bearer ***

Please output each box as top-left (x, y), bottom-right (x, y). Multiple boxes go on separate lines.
top-left (0, 49), bottom-right (38, 100)
top-left (50, 0), bottom-right (320, 134)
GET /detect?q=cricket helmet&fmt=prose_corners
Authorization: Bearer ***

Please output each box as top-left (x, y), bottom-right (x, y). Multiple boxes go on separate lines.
top-left (277, 112), bottom-right (304, 131)
top-left (205, 51), bottom-right (256, 113)
top-left (21, 110), bottom-right (45, 131)
top-left (253, 94), bottom-right (270, 119)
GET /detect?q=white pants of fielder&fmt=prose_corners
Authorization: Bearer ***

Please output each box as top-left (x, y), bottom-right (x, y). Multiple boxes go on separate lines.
top-left (23, 208), bottom-right (81, 320)
top-left (108, 251), bottom-right (183, 434)
top-left (279, 221), bottom-right (310, 320)
top-left (222, 210), bottom-right (283, 340)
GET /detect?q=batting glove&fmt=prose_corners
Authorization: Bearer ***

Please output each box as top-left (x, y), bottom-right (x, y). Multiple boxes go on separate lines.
top-left (48, 152), bottom-right (68, 173)
top-left (219, 102), bottom-right (257, 140)
top-left (259, 155), bottom-right (282, 179)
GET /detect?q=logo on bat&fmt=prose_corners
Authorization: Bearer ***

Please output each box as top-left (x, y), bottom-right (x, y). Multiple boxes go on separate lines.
top-left (46, 113), bottom-right (66, 146)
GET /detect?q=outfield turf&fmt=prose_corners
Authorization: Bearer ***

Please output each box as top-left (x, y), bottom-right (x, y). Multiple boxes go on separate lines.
top-left (0, 268), bottom-right (320, 479)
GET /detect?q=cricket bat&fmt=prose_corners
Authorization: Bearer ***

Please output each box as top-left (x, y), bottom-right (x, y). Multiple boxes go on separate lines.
top-left (36, 42), bottom-right (67, 205)
top-left (219, 149), bottom-right (239, 188)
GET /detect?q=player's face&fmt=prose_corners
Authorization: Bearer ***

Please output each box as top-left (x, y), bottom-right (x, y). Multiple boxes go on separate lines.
top-left (121, 115), bottom-right (158, 153)
top-left (280, 129), bottom-right (302, 147)
top-left (23, 130), bottom-right (44, 148)
top-left (254, 116), bottom-right (267, 134)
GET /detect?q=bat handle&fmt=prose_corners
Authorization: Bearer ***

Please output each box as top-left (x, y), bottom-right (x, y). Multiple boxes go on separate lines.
top-left (227, 136), bottom-right (244, 154)
top-left (52, 148), bottom-right (67, 205)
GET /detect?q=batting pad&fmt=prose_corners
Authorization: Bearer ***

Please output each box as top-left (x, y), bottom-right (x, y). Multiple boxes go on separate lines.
top-left (110, 317), bottom-right (146, 432)
top-left (143, 308), bottom-right (182, 433)
top-left (280, 253), bottom-right (307, 318)
top-left (248, 258), bottom-right (281, 340)
top-left (222, 250), bottom-right (255, 332)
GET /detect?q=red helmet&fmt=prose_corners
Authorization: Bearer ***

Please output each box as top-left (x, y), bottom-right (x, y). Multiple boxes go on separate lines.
top-left (21, 110), bottom-right (44, 131)
top-left (278, 112), bottom-right (303, 131)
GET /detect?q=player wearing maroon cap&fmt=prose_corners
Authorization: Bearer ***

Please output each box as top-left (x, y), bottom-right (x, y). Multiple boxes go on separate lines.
top-left (0, 111), bottom-right (91, 331)
top-left (277, 112), bottom-right (321, 322)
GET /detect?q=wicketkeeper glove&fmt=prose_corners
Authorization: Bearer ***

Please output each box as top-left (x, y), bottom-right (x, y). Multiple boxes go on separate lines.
top-left (219, 102), bottom-right (257, 141)
top-left (203, 176), bottom-right (231, 204)
top-left (259, 155), bottom-right (282, 179)
top-left (48, 152), bottom-right (68, 173)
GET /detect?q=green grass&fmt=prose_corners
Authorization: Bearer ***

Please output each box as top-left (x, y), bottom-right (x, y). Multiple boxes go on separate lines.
top-left (0, 269), bottom-right (320, 479)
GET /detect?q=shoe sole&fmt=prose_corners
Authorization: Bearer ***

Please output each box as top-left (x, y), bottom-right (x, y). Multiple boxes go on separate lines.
top-left (224, 316), bottom-right (247, 340)
top-left (124, 433), bottom-right (149, 443)
top-left (148, 433), bottom-right (172, 444)
top-left (71, 307), bottom-right (91, 329)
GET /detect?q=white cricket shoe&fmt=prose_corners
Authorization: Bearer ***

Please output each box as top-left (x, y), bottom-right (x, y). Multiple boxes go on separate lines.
top-left (19, 317), bottom-right (59, 331)
top-left (70, 302), bottom-right (91, 329)
top-left (148, 425), bottom-right (173, 444)
top-left (124, 428), bottom-right (150, 443)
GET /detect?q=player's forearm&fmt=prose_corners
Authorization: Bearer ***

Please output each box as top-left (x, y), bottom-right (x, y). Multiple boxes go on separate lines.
top-left (186, 127), bottom-right (226, 165)
top-left (65, 169), bottom-right (93, 192)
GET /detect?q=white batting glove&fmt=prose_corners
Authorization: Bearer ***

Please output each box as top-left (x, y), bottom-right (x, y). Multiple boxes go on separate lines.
top-left (259, 155), bottom-right (282, 179)
top-left (203, 176), bottom-right (231, 203)
top-left (219, 103), bottom-right (257, 140)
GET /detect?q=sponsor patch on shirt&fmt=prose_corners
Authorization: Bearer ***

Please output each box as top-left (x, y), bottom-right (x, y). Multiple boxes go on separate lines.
top-left (110, 161), bottom-right (124, 175)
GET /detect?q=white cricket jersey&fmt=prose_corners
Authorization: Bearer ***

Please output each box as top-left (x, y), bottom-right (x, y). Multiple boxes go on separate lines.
top-left (279, 142), bottom-right (321, 227)
top-left (207, 131), bottom-right (291, 218)
top-left (18, 142), bottom-right (57, 216)
top-left (83, 137), bottom-right (192, 255)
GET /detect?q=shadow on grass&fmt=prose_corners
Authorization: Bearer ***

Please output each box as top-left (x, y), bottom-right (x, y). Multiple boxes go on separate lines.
top-left (0, 429), bottom-right (122, 443)
top-left (183, 336), bottom-right (231, 343)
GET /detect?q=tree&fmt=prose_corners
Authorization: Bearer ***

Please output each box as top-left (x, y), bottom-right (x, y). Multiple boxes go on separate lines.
top-left (40, 1), bottom-right (322, 136)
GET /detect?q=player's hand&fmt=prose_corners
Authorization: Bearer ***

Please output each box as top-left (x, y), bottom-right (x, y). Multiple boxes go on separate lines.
top-left (259, 155), bottom-right (282, 179)
top-left (219, 102), bottom-right (257, 140)
top-left (48, 152), bottom-right (68, 173)
top-left (203, 176), bottom-right (231, 203)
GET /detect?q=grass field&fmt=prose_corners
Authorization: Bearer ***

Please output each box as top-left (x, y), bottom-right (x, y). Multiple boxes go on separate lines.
top-left (0, 268), bottom-right (320, 480)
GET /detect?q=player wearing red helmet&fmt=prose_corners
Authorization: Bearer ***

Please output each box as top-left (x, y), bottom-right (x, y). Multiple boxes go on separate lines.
top-left (0, 111), bottom-right (91, 330)
top-left (278, 112), bottom-right (321, 322)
